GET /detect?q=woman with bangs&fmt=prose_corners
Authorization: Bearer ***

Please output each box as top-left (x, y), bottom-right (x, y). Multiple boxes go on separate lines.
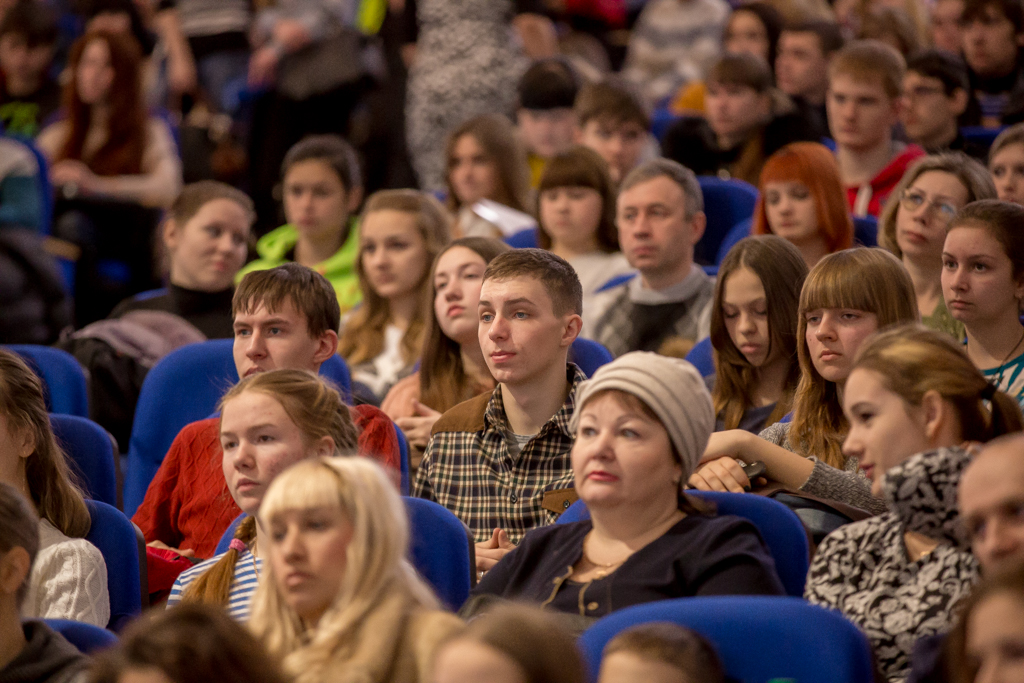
top-left (536, 146), bottom-right (634, 322)
top-left (878, 153), bottom-right (995, 340)
top-left (250, 457), bottom-right (463, 683)
top-left (709, 236), bottom-right (808, 434)
top-left (752, 142), bottom-right (854, 268)
top-left (691, 248), bottom-right (918, 514)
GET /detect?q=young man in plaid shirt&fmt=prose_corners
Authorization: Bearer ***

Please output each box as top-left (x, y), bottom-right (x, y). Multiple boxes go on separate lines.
top-left (414, 249), bottom-right (585, 572)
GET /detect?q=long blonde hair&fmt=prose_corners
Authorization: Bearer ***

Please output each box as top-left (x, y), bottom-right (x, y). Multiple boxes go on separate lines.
top-left (338, 190), bottom-right (451, 367)
top-left (790, 248), bottom-right (918, 467)
top-left (249, 457), bottom-right (438, 682)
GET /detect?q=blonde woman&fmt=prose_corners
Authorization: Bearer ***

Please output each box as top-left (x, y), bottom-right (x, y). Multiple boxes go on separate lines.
top-left (250, 457), bottom-right (463, 683)
top-left (338, 190), bottom-right (451, 403)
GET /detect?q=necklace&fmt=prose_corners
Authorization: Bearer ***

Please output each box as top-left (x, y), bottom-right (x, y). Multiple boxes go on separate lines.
top-left (987, 327), bottom-right (1024, 392)
top-left (582, 534), bottom-right (627, 580)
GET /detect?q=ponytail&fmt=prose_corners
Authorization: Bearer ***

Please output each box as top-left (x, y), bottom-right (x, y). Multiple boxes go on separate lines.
top-left (986, 389), bottom-right (1024, 440)
top-left (181, 516), bottom-right (257, 606)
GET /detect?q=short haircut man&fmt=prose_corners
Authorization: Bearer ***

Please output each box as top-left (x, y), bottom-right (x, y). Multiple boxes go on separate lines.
top-left (415, 249), bottom-right (584, 566)
top-left (588, 159), bottom-right (714, 357)
top-left (959, 433), bottom-right (1024, 575)
top-left (828, 40), bottom-right (925, 217)
top-left (776, 20), bottom-right (845, 107)
top-left (961, 0), bottom-right (1024, 126)
top-left (901, 50), bottom-right (979, 156)
top-left (0, 0), bottom-right (59, 137)
top-left (132, 264), bottom-right (401, 563)
top-left (517, 59), bottom-right (579, 174)
top-left (574, 78), bottom-right (652, 184)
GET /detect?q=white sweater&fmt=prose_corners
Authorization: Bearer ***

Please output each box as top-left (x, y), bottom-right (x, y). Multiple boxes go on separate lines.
top-left (22, 519), bottom-right (110, 627)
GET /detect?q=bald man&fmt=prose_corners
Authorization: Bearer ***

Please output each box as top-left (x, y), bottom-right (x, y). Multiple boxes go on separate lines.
top-left (959, 433), bottom-right (1024, 575)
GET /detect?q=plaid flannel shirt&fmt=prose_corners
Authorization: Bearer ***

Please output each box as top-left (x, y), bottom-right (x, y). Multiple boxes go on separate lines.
top-left (413, 365), bottom-right (584, 544)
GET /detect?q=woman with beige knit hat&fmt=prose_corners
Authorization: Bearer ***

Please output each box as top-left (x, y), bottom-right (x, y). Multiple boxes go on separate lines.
top-left (465, 351), bottom-right (785, 626)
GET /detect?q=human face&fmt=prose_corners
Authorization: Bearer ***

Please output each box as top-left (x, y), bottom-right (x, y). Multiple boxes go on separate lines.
top-left (572, 392), bottom-right (681, 510)
top-left (432, 639), bottom-right (528, 683)
top-left (827, 75), bottom-right (900, 152)
top-left (359, 209), bottom-right (428, 302)
top-left (598, 652), bottom-right (687, 683)
top-left (776, 31), bottom-right (829, 103)
top-left (900, 72), bottom-right (964, 149)
top-left (617, 176), bottom-right (704, 289)
top-left (449, 134), bottom-right (498, 206)
top-left (220, 391), bottom-right (331, 515)
top-left (165, 199), bottom-right (250, 292)
top-left (963, 5), bottom-right (1023, 78)
top-left (478, 276), bottom-right (577, 388)
top-left (283, 160), bottom-right (352, 246)
top-left (931, 0), bottom-right (966, 54)
top-left (705, 82), bottom-right (769, 143)
top-left (75, 39), bottom-right (114, 106)
top-left (266, 503), bottom-right (353, 627)
top-left (942, 226), bottom-right (1024, 327)
top-left (763, 181), bottom-right (820, 246)
top-left (804, 308), bottom-right (879, 383)
top-left (433, 246), bottom-right (488, 346)
top-left (517, 108), bottom-right (576, 159)
top-left (725, 10), bottom-right (771, 61)
top-left (577, 118), bottom-right (647, 184)
top-left (990, 143), bottom-right (1024, 205)
top-left (964, 592), bottom-right (1024, 683)
top-left (722, 267), bottom-right (773, 367)
top-left (842, 368), bottom-right (931, 496)
top-left (232, 299), bottom-right (334, 378)
top-left (959, 443), bottom-right (1024, 574)
top-left (539, 186), bottom-right (604, 253)
top-left (0, 34), bottom-right (52, 95)
top-left (895, 171), bottom-right (969, 263)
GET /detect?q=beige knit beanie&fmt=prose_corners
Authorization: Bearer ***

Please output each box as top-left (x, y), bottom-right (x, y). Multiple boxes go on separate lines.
top-left (569, 351), bottom-right (714, 477)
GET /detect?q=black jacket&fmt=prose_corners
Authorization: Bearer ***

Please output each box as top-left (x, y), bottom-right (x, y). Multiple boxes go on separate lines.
top-left (0, 621), bottom-right (87, 683)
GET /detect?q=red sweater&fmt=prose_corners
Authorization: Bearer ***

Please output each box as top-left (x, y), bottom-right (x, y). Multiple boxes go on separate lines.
top-left (132, 404), bottom-right (400, 560)
top-left (845, 144), bottom-right (924, 218)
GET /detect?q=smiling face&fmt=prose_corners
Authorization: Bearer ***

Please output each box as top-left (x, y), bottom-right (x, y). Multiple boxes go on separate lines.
top-left (359, 209), bottom-right (428, 302)
top-left (434, 246), bottom-right (488, 346)
top-left (450, 134), bottom-right (499, 207)
top-left (75, 38), bottom-right (114, 105)
top-left (705, 82), bottom-right (770, 142)
top-left (895, 171), bottom-right (969, 264)
top-left (959, 442), bottom-right (1024, 574)
top-left (990, 143), bottom-right (1024, 205)
top-left (232, 299), bottom-right (336, 378)
top-left (763, 180), bottom-right (821, 247)
top-left (283, 160), bottom-right (353, 247)
top-left (266, 503), bottom-right (353, 628)
top-left (964, 592), bottom-right (1024, 682)
top-left (539, 186), bottom-right (604, 253)
top-left (571, 391), bottom-right (681, 511)
top-left (165, 198), bottom-right (250, 292)
top-left (722, 267), bottom-right (773, 367)
top-left (942, 225), bottom-right (1024, 327)
top-left (827, 74), bottom-right (900, 152)
top-left (804, 308), bottom-right (879, 383)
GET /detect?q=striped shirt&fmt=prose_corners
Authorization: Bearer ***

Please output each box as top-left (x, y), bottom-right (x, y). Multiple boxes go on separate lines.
top-left (167, 549), bottom-right (262, 621)
top-left (983, 352), bottom-right (1024, 411)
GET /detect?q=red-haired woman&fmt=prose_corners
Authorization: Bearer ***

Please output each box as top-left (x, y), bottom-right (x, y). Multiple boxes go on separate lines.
top-left (753, 142), bottom-right (854, 268)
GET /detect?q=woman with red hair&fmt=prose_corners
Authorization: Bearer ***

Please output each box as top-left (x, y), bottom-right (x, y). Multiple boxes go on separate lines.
top-left (753, 142), bottom-right (853, 268)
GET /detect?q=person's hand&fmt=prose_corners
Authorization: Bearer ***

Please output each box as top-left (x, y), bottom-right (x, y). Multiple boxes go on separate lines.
top-left (50, 160), bottom-right (99, 194)
top-left (167, 52), bottom-right (198, 96)
top-left (700, 429), bottom-right (752, 465)
top-left (248, 46), bottom-right (279, 87)
top-left (146, 540), bottom-right (196, 559)
top-left (395, 400), bottom-right (442, 450)
top-left (271, 19), bottom-right (311, 51)
top-left (475, 528), bottom-right (515, 573)
top-left (689, 457), bottom-right (750, 493)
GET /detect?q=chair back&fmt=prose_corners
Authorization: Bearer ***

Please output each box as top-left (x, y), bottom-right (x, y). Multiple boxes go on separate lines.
top-left (396, 424), bottom-right (411, 495)
top-left (578, 596), bottom-right (875, 683)
top-left (5, 344), bottom-right (88, 417)
top-left (853, 215), bottom-right (878, 247)
top-left (504, 227), bottom-right (540, 248)
top-left (85, 500), bottom-right (144, 631)
top-left (695, 177), bottom-right (759, 266)
top-left (51, 414), bottom-right (118, 508)
top-left (715, 217), bottom-right (752, 265)
top-left (44, 619), bottom-right (118, 653)
top-left (405, 497), bottom-right (473, 611)
top-left (569, 338), bottom-right (614, 377)
top-left (215, 513), bottom-right (247, 555)
top-left (684, 337), bottom-right (714, 378)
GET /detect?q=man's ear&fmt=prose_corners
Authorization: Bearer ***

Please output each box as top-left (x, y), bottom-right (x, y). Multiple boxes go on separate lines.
top-left (162, 218), bottom-right (180, 251)
top-left (951, 87), bottom-right (970, 116)
top-left (921, 389), bottom-right (948, 443)
top-left (688, 211), bottom-right (707, 246)
top-left (346, 187), bottom-right (364, 214)
top-left (561, 313), bottom-right (583, 348)
top-left (313, 330), bottom-right (339, 365)
top-left (0, 547), bottom-right (30, 599)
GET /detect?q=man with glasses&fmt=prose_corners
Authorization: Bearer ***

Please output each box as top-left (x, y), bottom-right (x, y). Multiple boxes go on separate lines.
top-left (900, 50), bottom-right (987, 159)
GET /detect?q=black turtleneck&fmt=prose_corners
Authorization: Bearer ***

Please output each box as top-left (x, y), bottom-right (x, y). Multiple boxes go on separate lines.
top-left (109, 283), bottom-right (235, 339)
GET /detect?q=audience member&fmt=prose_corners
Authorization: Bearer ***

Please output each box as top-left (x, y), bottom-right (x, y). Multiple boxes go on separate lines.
top-left (168, 369), bottom-right (360, 620)
top-left (691, 248), bottom-right (918, 514)
top-left (961, 0), bottom-right (1024, 128)
top-left (857, 7), bottom-right (922, 57)
top-left (775, 20), bottom-right (845, 135)
top-left (0, 482), bottom-right (88, 683)
top-left (663, 53), bottom-right (818, 186)
top-left (573, 78), bottom-right (652, 185)
top-left (598, 623), bottom-right (725, 683)
top-left (589, 160), bottom-right (713, 356)
top-left (828, 41), bottom-right (925, 217)
top-left (107, 181), bottom-right (255, 339)
top-left (806, 325), bottom-right (1022, 683)
top-left (536, 146), bottom-right (634, 322)
top-left (132, 265), bottom-right (401, 562)
top-left (237, 135), bottom-right (364, 313)
top-left (0, 349), bottom-right (109, 627)
top-left (415, 249), bottom-right (583, 563)
top-left (879, 154), bottom-right (994, 340)
top-left (901, 51), bottom-right (982, 158)
top-left (621, 0), bottom-right (729, 106)
top-left (710, 236), bottom-right (808, 434)
top-left (337, 190), bottom-right (450, 403)
top-left (987, 122), bottom-right (1024, 204)
top-left (516, 59), bottom-right (580, 188)
top-left (382, 238), bottom-right (508, 457)
top-left (942, 199), bottom-right (1024, 407)
top-left (471, 351), bottom-right (784, 623)
top-left (931, 0), bottom-right (966, 55)
top-left (752, 141), bottom-right (855, 267)
top-left (250, 456), bottom-right (464, 683)
top-left (444, 114), bottom-right (533, 239)
top-left (0, 0), bottom-right (59, 137)
top-left (433, 604), bottom-right (585, 683)
top-left (88, 603), bottom-right (288, 683)
top-left (944, 565), bottom-right (1024, 683)
top-left (960, 433), bottom-right (1024, 576)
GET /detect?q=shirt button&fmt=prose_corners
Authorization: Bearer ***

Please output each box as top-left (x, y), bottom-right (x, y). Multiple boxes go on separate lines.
top-left (563, 500), bottom-right (571, 509)
top-left (510, 493), bottom-right (518, 503)
top-left (587, 602), bottom-right (599, 611)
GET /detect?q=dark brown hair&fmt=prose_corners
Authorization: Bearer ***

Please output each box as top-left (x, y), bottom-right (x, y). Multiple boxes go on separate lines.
top-left (233, 263), bottom-right (342, 339)
top-left (170, 181), bottom-right (255, 228)
top-left (948, 199), bottom-right (1024, 282)
top-left (281, 134), bottom-right (362, 194)
top-left (603, 622), bottom-right (725, 683)
top-left (711, 236), bottom-right (809, 430)
top-left (444, 114), bottom-right (531, 214)
top-left (708, 52), bottom-right (775, 93)
top-left (574, 77), bottom-right (650, 129)
top-left (537, 146), bottom-right (618, 253)
top-left (483, 248), bottom-right (583, 317)
top-left (0, 482), bottom-right (40, 606)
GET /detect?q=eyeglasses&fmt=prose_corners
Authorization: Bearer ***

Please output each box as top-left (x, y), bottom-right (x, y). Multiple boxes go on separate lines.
top-left (900, 189), bottom-right (959, 224)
